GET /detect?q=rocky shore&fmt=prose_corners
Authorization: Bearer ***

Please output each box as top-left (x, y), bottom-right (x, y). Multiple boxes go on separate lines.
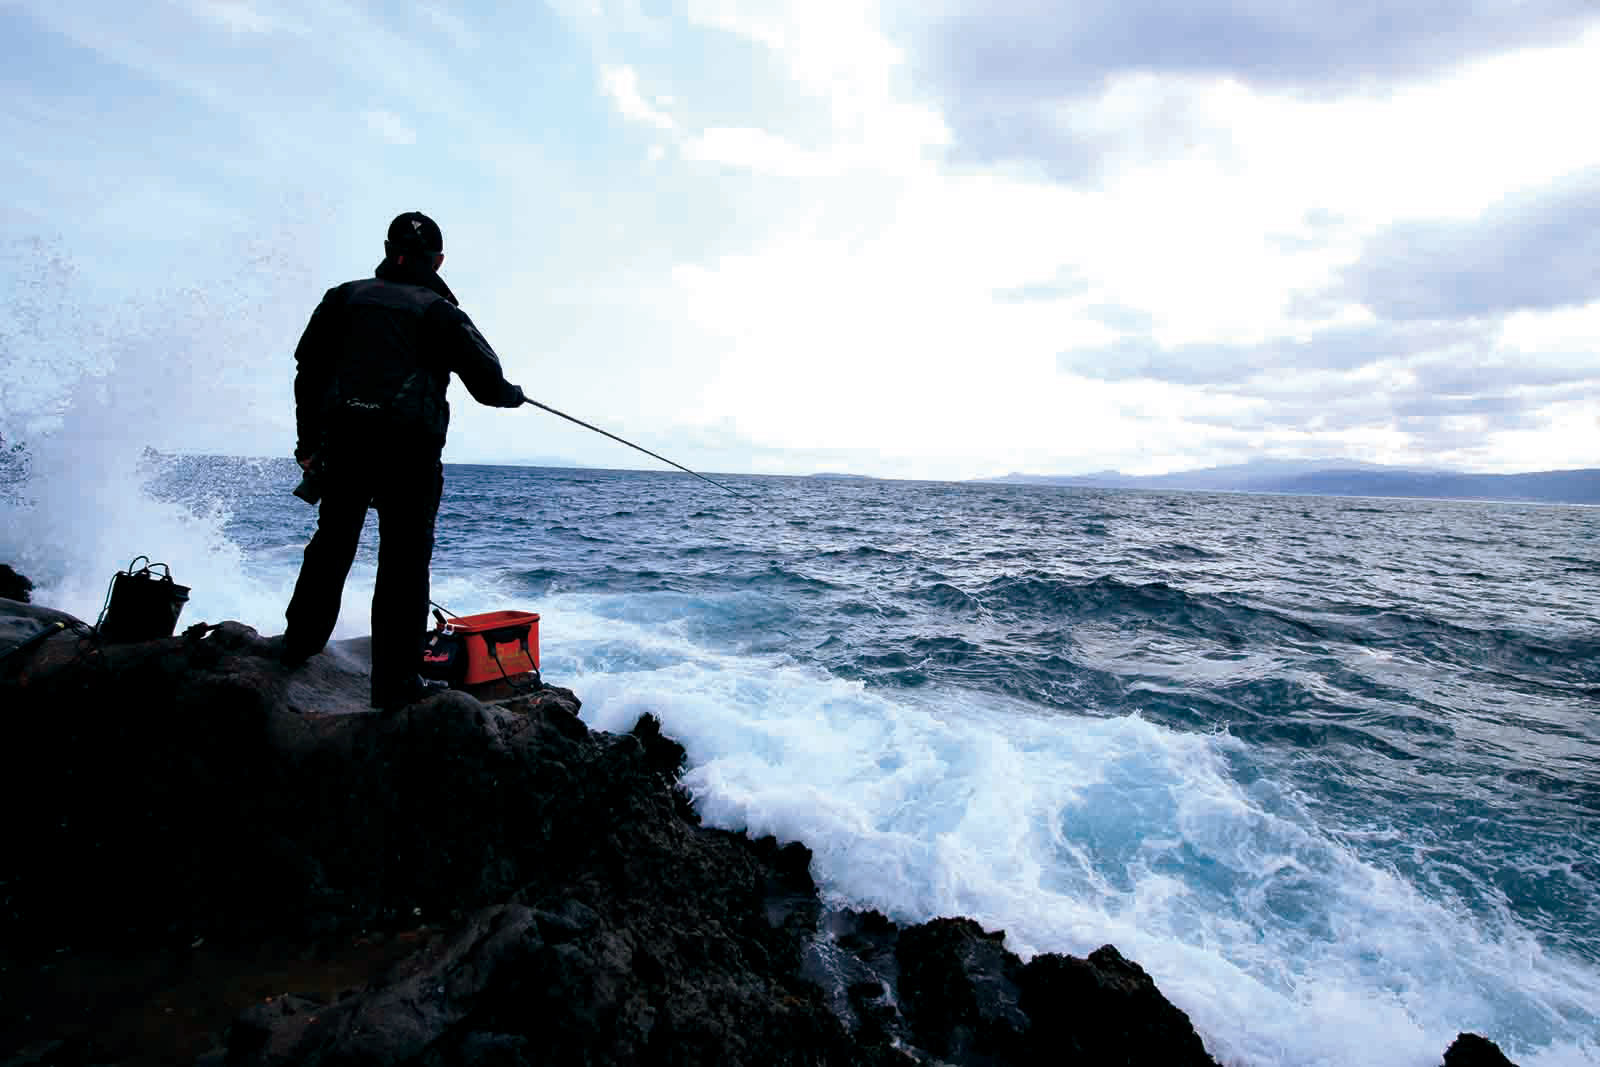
top-left (0, 582), bottom-right (1520, 1066)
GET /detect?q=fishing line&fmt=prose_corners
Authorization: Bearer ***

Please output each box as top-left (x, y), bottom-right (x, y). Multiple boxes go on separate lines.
top-left (521, 397), bottom-right (743, 498)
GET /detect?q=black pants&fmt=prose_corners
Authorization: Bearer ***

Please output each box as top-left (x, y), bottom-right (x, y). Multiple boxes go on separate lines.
top-left (284, 450), bottom-right (443, 707)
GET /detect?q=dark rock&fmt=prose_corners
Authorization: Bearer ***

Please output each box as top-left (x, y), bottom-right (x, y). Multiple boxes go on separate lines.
top-left (897, 917), bottom-right (1029, 1063)
top-left (0, 564), bottom-right (31, 602)
top-left (1, 605), bottom-right (1231, 1066)
top-left (806, 908), bottom-right (1216, 1067)
top-left (0, 599), bottom-right (80, 681)
top-left (631, 709), bottom-right (687, 778)
top-left (1019, 945), bottom-right (1218, 1066)
top-left (1443, 1032), bottom-right (1521, 1067)
top-left (800, 908), bottom-right (1219, 1067)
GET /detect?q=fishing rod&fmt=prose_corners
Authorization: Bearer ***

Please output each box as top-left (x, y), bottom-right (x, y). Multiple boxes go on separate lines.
top-left (522, 396), bottom-right (743, 498)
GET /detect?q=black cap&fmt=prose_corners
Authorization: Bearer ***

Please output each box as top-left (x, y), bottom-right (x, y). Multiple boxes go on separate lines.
top-left (386, 211), bottom-right (443, 256)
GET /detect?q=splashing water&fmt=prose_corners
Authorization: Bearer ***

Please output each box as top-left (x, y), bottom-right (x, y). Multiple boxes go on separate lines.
top-left (0, 231), bottom-right (320, 627)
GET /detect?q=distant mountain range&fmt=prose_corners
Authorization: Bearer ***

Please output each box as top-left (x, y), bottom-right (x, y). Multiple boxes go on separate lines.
top-left (976, 460), bottom-right (1600, 505)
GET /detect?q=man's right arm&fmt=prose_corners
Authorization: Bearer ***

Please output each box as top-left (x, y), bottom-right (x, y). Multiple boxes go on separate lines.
top-left (292, 286), bottom-right (347, 463)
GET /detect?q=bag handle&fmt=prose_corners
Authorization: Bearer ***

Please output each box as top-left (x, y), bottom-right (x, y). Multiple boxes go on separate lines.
top-left (484, 637), bottom-right (540, 693)
top-left (124, 556), bottom-right (173, 582)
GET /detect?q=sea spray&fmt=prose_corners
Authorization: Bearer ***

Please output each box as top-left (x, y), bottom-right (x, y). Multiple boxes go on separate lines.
top-left (0, 231), bottom-right (328, 628)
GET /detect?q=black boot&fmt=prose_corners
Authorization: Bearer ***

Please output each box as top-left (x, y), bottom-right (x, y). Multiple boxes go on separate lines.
top-left (270, 634), bottom-right (318, 669)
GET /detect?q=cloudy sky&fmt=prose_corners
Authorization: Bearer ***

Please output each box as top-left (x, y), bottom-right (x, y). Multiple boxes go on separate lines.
top-left (2, 1), bottom-right (1598, 479)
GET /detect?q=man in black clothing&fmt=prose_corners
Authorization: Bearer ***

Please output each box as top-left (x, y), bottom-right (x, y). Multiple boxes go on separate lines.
top-left (280, 212), bottom-right (525, 710)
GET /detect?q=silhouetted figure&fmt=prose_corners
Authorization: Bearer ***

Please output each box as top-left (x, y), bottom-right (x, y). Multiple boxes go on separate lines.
top-left (281, 212), bottom-right (525, 710)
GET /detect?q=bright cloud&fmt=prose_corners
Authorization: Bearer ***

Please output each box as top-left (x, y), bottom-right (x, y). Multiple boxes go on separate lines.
top-left (682, 127), bottom-right (834, 178)
top-left (642, 6), bottom-right (1600, 474)
top-left (600, 65), bottom-right (676, 131)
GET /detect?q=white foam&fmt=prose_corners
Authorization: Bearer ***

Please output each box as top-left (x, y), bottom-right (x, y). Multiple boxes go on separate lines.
top-left (540, 592), bottom-right (1600, 1067)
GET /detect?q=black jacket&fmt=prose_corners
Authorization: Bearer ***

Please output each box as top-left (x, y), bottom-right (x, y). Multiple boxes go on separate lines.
top-left (293, 260), bottom-right (523, 462)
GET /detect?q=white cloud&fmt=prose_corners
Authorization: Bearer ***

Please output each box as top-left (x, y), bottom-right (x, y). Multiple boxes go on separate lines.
top-left (600, 66), bottom-right (676, 131)
top-left (682, 0), bottom-right (948, 173)
top-left (685, 0), bottom-right (897, 102)
top-left (1500, 301), bottom-right (1600, 355)
top-left (683, 128), bottom-right (835, 178)
top-left (1109, 29), bottom-right (1600, 218)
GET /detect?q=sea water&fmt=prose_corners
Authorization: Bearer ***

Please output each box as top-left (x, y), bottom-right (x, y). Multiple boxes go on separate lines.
top-left (4, 451), bottom-right (1598, 1067)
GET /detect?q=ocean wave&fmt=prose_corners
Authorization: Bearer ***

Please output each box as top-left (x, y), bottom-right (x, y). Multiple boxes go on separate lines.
top-left (955, 574), bottom-right (1325, 646)
top-left (817, 545), bottom-right (906, 561)
top-left (1131, 542), bottom-right (1223, 562)
top-left (1312, 606), bottom-right (1600, 685)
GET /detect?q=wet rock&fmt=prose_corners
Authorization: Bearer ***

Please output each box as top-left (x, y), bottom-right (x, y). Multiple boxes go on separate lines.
top-left (0, 563), bottom-right (31, 602)
top-left (804, 909), bottom-right (1219, 1066)
top-left (0, 598), bottom-right (79, 677)
top-left (898, 917), bottom-right (1030, 1062)
top-left (1018, 945), bottom-right (1219, 1066)
top-left (1443, 1032), bottom-right (1521, 1067)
